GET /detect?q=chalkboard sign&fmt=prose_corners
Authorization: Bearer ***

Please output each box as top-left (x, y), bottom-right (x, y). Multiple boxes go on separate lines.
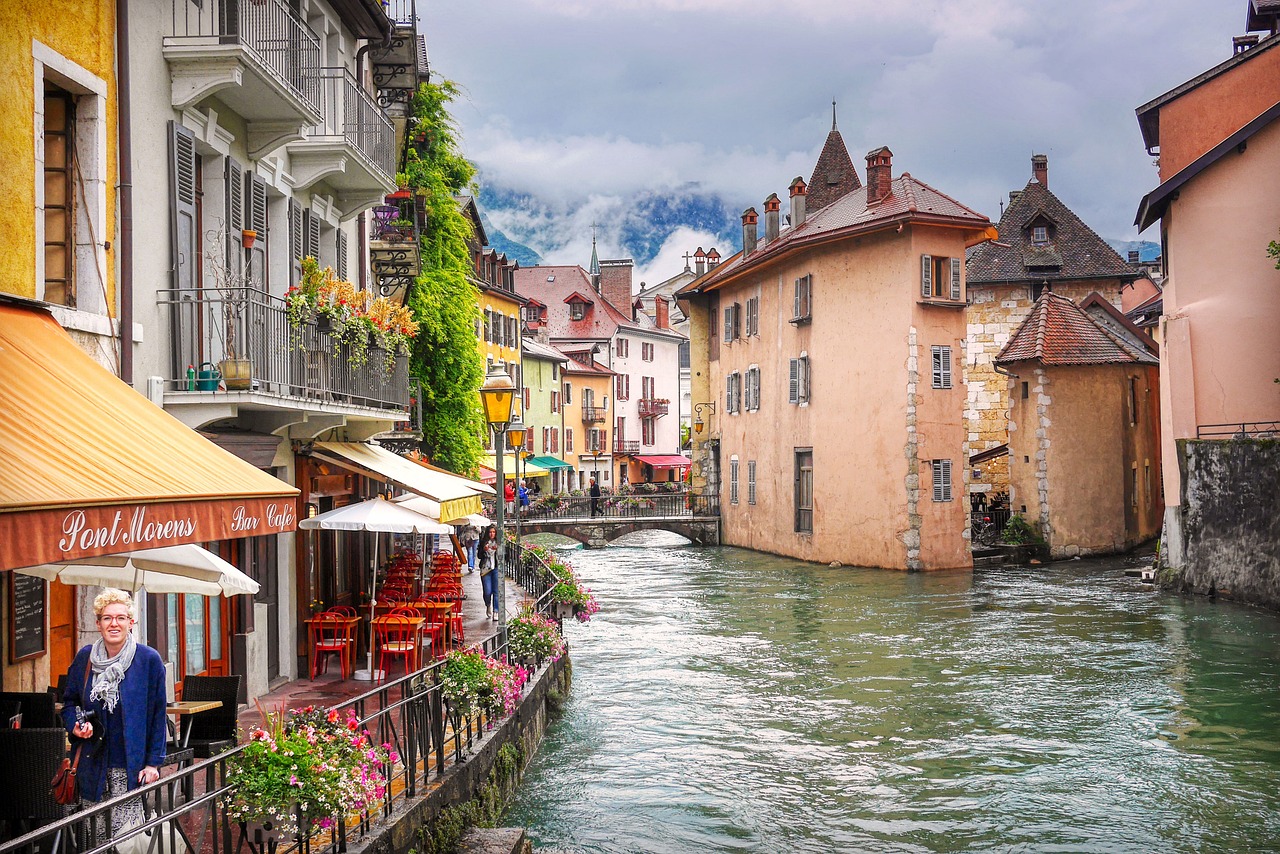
top-left (8, 574), bottom-right (46, 663)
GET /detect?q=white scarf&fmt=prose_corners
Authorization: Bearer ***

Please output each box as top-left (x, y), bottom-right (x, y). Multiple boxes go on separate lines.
top-left (88, 634), bottom-right (136, 713)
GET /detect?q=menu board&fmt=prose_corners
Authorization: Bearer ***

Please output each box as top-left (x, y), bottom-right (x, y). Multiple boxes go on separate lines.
top-left (8, 573), bottom-right (46, 663)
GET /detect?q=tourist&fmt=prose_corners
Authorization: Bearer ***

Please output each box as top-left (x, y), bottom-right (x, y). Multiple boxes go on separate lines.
top-left (504, 479), bottom-right (515, 515)
top-left (480, 527), bottom-right (500, 619)
top-left (589, 477), bottom-right (602, 517)
top-left (519, 479), bottom-right (530, 509)
top-left (460, 522), bottom-right (480, 573)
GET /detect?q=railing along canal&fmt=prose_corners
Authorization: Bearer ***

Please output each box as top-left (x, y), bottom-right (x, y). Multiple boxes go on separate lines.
top-left (0, 545), bottom-right (563, 854)
top-left (487, 490), bottom-right (720, 522)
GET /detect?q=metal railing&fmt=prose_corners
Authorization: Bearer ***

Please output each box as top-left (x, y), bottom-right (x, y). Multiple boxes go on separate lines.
top-left (1196, 421), bottom-right (1280, 439)
top-left (382, 0), bottom-right (417, 26)
top-left (308, 67), bottom-right (394, 182)
top-left (0, 543), bottom-right (560, 854)
top-left (168, 0), bottom-right (321, 115)
top-left (158, 286), bottom-right (410, 412)
top-left (970, 508), bottom-right (1011, 548)
top-left (637, 398), bottom-right (670, 417)
top-left (489, 490), bottom-right (719, 522)
top-left (581, 406), bottom-right (607, 423)
top-left (614, 439), bottom-right (640, 455)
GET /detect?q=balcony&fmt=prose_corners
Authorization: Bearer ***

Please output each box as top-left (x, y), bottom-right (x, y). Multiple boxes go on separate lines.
top-left (370, 0), bottom-right (427, 122)
top-left (614, 439), bottom-right (640, 455)
top-left (164, 0), bottom-right (322, 157)
top-left (582, 405), bottom-right (607, 424)
top-left (638, 397), bottom-right (670, 418)
top-left (288, 67), bottom-right (396, 208)
top-left (369, 198), bottom-right (422, 304)
top-left (158, 286), bottom-right (410, 424)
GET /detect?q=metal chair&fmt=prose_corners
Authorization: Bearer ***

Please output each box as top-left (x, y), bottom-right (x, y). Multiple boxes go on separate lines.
top-left (374, 615), bottom-right (417, 683)
top-left (311, 612), bottom-right (354, 680)
top-left (179, 675), bottom-right (241, 759)
top-left (0, 728), bottom-right (68, 840)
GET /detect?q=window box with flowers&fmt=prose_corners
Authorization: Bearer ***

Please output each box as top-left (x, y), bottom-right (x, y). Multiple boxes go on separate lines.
top-left (439, 648), bottom-right (528, 722)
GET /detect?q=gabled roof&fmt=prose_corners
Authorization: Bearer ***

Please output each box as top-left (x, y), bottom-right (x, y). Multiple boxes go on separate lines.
top-left (995, 292), bottom-right (1158, 367)
top-left (967, 179), bottom-right (1135, 285)
top-left (515, 265), bottom-right (681, 342)
top-left (563, 290), bottom-right (595, 305)
top-left (1080, 292), bottom-right (1159, 357)
top-left (454, 196), bottom-right (488, 247)
top-left (678, 172), bottom-right (992, 296)
top-left (521, 339), bottom-right (569, 364)
top-left (807, 120), bottom-right (862, 212)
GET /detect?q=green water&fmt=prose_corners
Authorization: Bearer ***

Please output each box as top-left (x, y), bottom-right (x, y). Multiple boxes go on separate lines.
top-left (505, 539), bottom-right (1280, 853)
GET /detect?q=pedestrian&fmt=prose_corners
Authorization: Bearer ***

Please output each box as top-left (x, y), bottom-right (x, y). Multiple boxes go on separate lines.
top-left (61, 589), bottom-right (167, 842)
top-left (589, 477), bottom-right (601, 517)
top-left (504, 479), bottom-right (515, 515)
top-left (479, 527), bottom-right (500, 620)
top-left (460, 522), bottom-right (480, 572)
top-left (518, 479), bottom-right (530, 509)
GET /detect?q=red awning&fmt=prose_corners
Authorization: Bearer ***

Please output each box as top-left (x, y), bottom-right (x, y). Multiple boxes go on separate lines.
top-left (634, 455), bottom-right (692, 469)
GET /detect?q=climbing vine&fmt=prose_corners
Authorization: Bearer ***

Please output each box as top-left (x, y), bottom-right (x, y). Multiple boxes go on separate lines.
top-left (403, 79), bottom-right (485, 475)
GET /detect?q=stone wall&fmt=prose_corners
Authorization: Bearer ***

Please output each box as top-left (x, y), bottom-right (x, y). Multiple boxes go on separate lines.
top-left (1169, 438), bottom-right (1280, 610)
top-left (964, 281), bottom-right (1124, 500)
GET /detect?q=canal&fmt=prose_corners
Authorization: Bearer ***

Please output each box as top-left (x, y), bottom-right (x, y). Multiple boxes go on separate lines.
top-left (506, 536), bottom-right (1280, 852)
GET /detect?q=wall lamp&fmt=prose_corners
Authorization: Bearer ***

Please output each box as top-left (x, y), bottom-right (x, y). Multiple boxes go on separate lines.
top-left (692, 402), bottom-right (716, 434)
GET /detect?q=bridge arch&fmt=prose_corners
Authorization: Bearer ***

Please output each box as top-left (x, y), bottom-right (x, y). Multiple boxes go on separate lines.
top-left (517, 517), bottom-right (720, 549)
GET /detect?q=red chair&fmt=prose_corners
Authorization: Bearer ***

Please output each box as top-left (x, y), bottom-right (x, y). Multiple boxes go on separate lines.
top-left (327, 605), bottom-right (357, 617)
top-left (374, 615), bottom-right (417, 683)
top-left (310, 613), bottom-right (354, 680)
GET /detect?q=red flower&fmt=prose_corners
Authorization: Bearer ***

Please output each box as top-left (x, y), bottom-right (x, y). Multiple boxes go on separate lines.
top-left (347, 718), bottom-right (359, 731)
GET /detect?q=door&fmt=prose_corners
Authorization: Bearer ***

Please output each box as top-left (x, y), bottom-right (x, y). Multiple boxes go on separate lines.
top-left (48, 581), bottom-right (76, 684)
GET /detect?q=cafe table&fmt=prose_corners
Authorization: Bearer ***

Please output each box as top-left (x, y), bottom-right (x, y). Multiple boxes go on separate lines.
top-left (167, 700), bottom-right (223, 747)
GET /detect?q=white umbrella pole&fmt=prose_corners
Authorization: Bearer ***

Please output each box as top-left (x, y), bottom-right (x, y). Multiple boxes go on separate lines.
top-left (354, 535), bottom-right (383, 681)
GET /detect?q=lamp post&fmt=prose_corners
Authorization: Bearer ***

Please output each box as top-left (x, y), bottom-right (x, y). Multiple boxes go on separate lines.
top-left (479, 368), bottom-right (516, 630)
top-left (507, 419), bottom-right (528, 555)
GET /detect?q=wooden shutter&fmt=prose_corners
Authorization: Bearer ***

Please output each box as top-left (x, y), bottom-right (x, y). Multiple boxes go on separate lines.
top-left (789, 359), bottom-right (799, 404)
top-left (723, 307), bottom-right (733, 343)
top-left (799, 356), bottom-right (809, 402)
top-left (932, 346), bottom-right (951, 389)
top-left (523, 388), bottom-right (531, 408)
top-left (247, 173), bottom-right (268, 288)
top-left (921, 255), bottom-right (933, 298)
top-left (950, 258), bottom-right (962, 300)
top-left (288, 198), bottom-right (303, 285)
top-left (932, 459), bottom-right (952, 502)
top-left (336, 230), bottom-right (348, 281)
top-left (169, 122), bottom-right (197, 293)
top-left (225, 159), bottom-right (244, 278)
top-left (726, 373), bottom-right (734, 412)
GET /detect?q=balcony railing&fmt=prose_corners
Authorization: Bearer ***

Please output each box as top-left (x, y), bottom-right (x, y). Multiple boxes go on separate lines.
top-left (308, 67), bottom-right (394, 181)
top-left (638, 397), bottom-right (670, 418)
top-left (614, 439), bottom-right (640, 454)
top-left (158, 286), bottom-right (410, 412)
top-left (168, 0), bottom-right (321, 115)
top-left (1196, 421), bottom-right (1280, 439)
top-left (581, 405), bottom-right (607, 423)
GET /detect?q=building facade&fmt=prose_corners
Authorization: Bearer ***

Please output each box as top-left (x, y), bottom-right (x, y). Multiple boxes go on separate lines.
top-left (558, 346), bottom-right (615, 491)
top-left (520, 339), bottom-right (571, 493)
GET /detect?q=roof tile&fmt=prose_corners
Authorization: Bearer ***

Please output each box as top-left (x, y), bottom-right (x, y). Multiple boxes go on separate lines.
top-left (995, 292), bottom-right (1158, 367)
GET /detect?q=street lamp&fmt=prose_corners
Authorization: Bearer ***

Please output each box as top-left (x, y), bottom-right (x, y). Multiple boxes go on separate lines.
top-left (692, 401), bottom-right (716, 434)
top-left (480, 368), bottom-right (515, 630)
top-left (507, 419), bottom-right (529, 554)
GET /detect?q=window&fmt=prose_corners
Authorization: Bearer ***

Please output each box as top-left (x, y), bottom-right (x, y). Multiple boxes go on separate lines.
top-left (931, 459), bottom-right (953, 502)
top-left (566, 428), bottom-right (574, 452)
top-left (726, 371), bottom-right (741, 413)
top-left (589, 428), bottom-right (604, 452)
top-left (642, 417), bottom-right (655, 446)
top-left (1144, 461), bottom-right (1151, 508)
top-left (616, 375), bottom-right (630, 400)
top-left (729, 458), bottom-right (739, 505)
top-left (570, 301), bottom-right (586, 321)
top-left (920, 255), bottom-right (962, 300)
top-left (748, 461), bottom-right (757, 505)
top-left (788, 356), bottom-right (810, 404)
top-left (43, 87), bottom-right (76, 306)
top-left (642, 376), bottom-right (654, 399)
top-left (795, 449), bottom-right (813, 532)
top-left (1021, 381), bottom-right (1029, 400)
top-left (1131, 463), bottom-right (1139, 508)
top-left (551, 428), bottom-right (559, 453)
top-left (542, 427), bottom-right (550, 452)
top-left (562, 382), bottom-right (572, 405)
top-left (746, 367), bottom-right (761, 411)
top-left (551, 391), bottom-right (560, 413)
top-left (724, 302), bottom-right (742, 342)
top-left (745, 297), bottom-right (759, 336)
top-left (708, 300), bottom-right (718, 338)
top-left (931, 346), bottom-right (952, 389)
top-left (1032, 225), bottom-right (1048, 245)
top-left (1128, 377), bottom-right (1138, 426)
top-left (616, 338), bottom-right (629, 358)
top-left (642, 342), bottom-right (654, 361)
top-left (792, 274), bottom-right (812, 323)
top-left (336, 230), bottom-right (349, 282)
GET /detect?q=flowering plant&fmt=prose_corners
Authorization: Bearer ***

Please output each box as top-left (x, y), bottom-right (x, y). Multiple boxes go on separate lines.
top-left (224, 704), bottom-right (398, 834)
top-left (439, 648), bottom-right (528, 719)
top-left (506, 605), bottom-right (567, 664)
top-left (284, 259), bottom-right (418, 370)
top-left (524, 547), bottom-right (599, 623)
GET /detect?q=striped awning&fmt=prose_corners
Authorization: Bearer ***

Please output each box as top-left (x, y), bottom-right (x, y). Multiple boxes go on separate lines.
top-left (312, 442), bottom-right (486, 523)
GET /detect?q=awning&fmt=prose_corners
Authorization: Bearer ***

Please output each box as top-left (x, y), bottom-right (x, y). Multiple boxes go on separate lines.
top-left (526, 455), bottom-right (572, 470)
top-left (634, 455), bottom-right (692, 469)
top-left (311, 442), bottom-right (487, 523)
top-left (0, 303), bottom-right (300, 571)
top-left (480, 454), bottom-right (550, 480)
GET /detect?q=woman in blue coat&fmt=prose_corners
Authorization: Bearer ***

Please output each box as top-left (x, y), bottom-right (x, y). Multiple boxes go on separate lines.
top-left (61, 589), bottom-right (168, 836)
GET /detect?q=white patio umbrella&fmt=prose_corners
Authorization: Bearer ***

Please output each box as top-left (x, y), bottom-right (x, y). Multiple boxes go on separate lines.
top-left (299, 496), bottom-right (450, 680)
top-left (17, 544), bottom-right (260, 596)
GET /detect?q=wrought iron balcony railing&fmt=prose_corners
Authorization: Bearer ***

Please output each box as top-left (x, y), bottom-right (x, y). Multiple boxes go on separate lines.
top-left (167, 0), bottom-right (321, 115)
top-left (614, 439), bottom-right (640, 455)
top-left (158, 286), bottom-right (410, 412)
top-left (581, 405), bottom-right (607, 423)
top-left (638, 397), bottom-right (670, 418)
top-left (307, 67), bottom-right (394, 182)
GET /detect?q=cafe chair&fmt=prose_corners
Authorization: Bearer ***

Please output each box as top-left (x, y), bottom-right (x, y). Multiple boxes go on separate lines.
top-left (180, 675), bottom-right (241, 759)
top-left (311, 612), bottom-right (354, 680)
top-left (0, 692), bottom-right (58, 729)
top-left (327, 605), bottom-right (358, 617)
top-left (374, 615), bottom-right (417, 684)
top-left (0, 728), bottom-right (68, 839)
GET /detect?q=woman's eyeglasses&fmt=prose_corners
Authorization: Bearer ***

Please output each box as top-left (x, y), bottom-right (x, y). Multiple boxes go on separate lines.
top-left (98, 615), bottom-right (133, 625)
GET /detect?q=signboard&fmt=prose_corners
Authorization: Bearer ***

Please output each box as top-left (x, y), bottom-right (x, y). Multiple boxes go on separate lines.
top-left (8, 572), bottom-right (46, 663)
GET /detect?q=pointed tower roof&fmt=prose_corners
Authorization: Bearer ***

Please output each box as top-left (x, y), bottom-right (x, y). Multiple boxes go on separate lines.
top-left (807, 100), bottom-right (862, 212)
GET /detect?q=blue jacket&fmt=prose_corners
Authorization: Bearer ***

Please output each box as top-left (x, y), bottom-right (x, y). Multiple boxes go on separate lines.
top-left (61, 643), bottom-right (168, 801)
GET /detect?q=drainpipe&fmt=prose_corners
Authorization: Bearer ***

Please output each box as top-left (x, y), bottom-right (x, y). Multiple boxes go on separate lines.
top-left (117, 0), bottom-right (134, 384)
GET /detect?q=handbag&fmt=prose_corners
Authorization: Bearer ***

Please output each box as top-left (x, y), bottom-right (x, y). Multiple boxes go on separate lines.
top-left (51, 666), bottom-right (93, 805)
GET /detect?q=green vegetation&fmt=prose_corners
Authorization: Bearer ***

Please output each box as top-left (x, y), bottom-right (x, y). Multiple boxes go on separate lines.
top-left (403, 80), bottom-right (485, 475)
top-left (1000, 513), bottom-right (1045, 546)
top-left (409, 742), bottom-right (526, 853)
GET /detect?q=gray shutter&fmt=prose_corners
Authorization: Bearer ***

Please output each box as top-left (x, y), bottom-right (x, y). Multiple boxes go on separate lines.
top-left (921, 255), bottom-right (932, 298)
top-left (932, 462), bottom-right (943, 502)
top-left (289, 198), bottom-right (303, 285)
top-left (950, 257), bottom-right (962, 300)
top-left (306, 211), bottom-right (320, 259)
top-left (336, 230), bottom-right (348, 281)
top-left (789, 359), bottom-right (799, 404)
top-left (248, 174), bottom-right (268, 288)
top-left (932, 347), bottom-right (942, 388)
top-left (800, 356), bottom-right (809, 402)
top-left (169, 122), bottom-right (197, 293)
top-left (724, 307), bottom-right (733, 343)
top-left (940, 347), bottom-right (951, 389)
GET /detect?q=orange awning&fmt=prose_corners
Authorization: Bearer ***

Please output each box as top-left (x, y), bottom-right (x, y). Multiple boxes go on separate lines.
top-left (0, 302), bottom-right (299, 571)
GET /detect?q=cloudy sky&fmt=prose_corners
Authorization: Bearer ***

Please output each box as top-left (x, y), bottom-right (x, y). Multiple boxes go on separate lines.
top-left (423, 0), bottom-right (1243, 283)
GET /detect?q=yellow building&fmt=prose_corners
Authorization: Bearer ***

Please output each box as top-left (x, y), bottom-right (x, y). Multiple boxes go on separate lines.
top-left (458, 196), bottom-right (525, 388)
top-left (559, 347), bottom-right (615, 491)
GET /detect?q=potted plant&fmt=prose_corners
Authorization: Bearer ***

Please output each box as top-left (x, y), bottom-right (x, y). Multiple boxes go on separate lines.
top-left (204, 227), bottom-right (254, 389)
top-left (386, 172), bottom-right (411, 202)
top-left (225, 705), bottom-right (397, 840)
top-left (440, 648), bottom-right (528, 721)
top-left (505, 606), bottom-right (567, 669)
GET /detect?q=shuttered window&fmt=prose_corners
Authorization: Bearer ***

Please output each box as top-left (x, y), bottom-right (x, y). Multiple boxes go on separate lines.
top-left (795, 449), bottom-right (813, 532)
top-left (931, 346), bottom-right (952, 389)
top-left (723, 306), bottom-right (733, 343)
top-left (920, 254), bottom-right (933, 298)
top-left (792, 274), bottom-right (812, 323)
top-left (44, 88), bottom-right (77, 306)
top-left (932, 459), bottom-right (953, 502)
top-left (245, 172), bottom-right (268, 288)
top-left (169, 122), bottom-right (198, 296)
top-left (726, 372), bottom-right (741, 414)
top-left (566, 428), bottom-right (574, 452)
top-left (226, 159), bottom-right (244, 277)
top-left (542, 427), bottom-right (550, 453)
top-left (289, 198), bottom-right (304, 285)
top-left (746, 367), bottom-right (761, 411)
top-left (746, 297), bottom-right (759, 336)
top-left (336, 230), bottom-right (349, 282)
top-left (729, 458), bottom-right (739, 505)
top-left (950, 257), bottom-right (962, 300)
top-left (748, 461), bottom-right (757, 505)
top-left (305, 210), bottom-right (320, 260)
top-left (788, 356), bottom-right (810, 404)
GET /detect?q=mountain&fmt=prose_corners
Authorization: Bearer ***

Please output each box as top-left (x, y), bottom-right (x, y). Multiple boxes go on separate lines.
top-left (477, 210), bottom-right (542, 267)
top-left (1107, 239), bottom-right (1161, 263)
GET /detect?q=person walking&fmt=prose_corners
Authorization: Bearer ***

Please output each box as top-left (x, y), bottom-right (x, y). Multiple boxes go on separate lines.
top-left (61, 589), bottom-right (167, 840)
top-left (504, 479), bottom-right (515, 515)
top-left (589, 477), bottom-right (602, 517)
top-left (460, 522), bottom-right (480, 573)
top-left (480, 527), bottom-right (500, 620)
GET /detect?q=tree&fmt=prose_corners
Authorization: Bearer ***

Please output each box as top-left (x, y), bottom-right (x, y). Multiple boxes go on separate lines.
top-left (403, 80), bottom-right (485, 474)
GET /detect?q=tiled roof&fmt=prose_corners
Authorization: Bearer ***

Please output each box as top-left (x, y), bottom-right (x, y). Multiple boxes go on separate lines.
top-left (521, 339), bottom-right (568, 363)
top-left (807, 128), bottom-right (862, 211)
top-left (967, 180), bottom-right (1135, 284)
top-left (995, 292), bottom-right (1158, 367)
top-left (514, 265), bottom-right (683, 342)
top-left (678, 173), bottom-right (990, 295)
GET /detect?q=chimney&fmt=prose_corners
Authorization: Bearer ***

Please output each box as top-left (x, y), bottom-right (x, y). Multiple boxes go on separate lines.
top-left (1128, 250), bottom-right (1139, 264)
top-left (865, 147), bottom-right (893, 203)
top-left (597, 258), bottom-right (634, 315)
top-left (763, 194), bottom-right (781, 243)
top-left (694, 246), bottom-right (706, 277)
top-left (789, 176), bottom-right (807, 228)
top-left (1031, 154), bottom-right (1048, 188)
top-left (742, 207), bottom-right (758, 256)
top-left (707, 248), bottom-right (721, 268)
top-left (655, 295), bottom-right (670, 330)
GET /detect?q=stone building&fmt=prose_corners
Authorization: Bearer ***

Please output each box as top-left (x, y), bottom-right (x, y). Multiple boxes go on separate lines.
top-left (964, 156), bottom-right (1137, 504)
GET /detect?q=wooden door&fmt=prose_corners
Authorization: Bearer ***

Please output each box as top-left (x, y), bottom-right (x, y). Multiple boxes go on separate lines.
top-left (48, 580), bottom-right (76, 685)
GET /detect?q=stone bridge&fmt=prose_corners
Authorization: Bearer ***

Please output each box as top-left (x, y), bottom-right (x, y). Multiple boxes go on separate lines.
top-left (516, 514), bottom-right (721, 548)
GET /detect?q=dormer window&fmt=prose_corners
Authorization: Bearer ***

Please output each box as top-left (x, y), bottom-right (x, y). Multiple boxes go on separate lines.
top-left (1032, 225), bottom-right (1048, 245)
top-left (570, 301), bottom-right (585, 320)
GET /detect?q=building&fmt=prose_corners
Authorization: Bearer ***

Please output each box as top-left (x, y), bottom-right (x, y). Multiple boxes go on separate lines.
top-left (558, 346), bottom-right (616, 491)
top-left (458, 196), bottom-right (525, 382)
top-left (1133, 11), bottom-right (1280, 599)
top-left (520, 339), bottom-right (572, 493)
top-left (514, 259), bottom-right (685, 487)
top-left (964, 155), bottom-right (1138, 505)
top-left (996, 293), bottom-right (1162, 557)
top-left (679, 139), bottom-right (995, 570)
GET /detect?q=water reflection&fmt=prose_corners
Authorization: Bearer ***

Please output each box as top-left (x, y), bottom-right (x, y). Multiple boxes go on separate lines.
top-left (507, 544), bottom-right (1280, 853)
